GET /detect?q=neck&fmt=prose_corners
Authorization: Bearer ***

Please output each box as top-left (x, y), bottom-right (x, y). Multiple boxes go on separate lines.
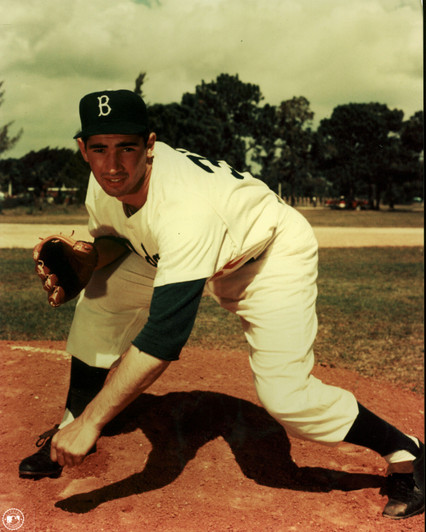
top-left (119, 163), bottom-right (153, 213)
top-left (123, 203), bottom-right (139, 217)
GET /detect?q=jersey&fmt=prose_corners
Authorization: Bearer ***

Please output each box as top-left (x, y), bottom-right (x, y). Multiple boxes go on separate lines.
top-left (85, 142), bottom-right (284, 287)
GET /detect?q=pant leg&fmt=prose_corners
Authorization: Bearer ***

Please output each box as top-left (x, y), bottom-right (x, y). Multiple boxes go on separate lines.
top-left (66, 252), bottom-right (156, 369)
top-left (210, 206), bottom-right (358, 444)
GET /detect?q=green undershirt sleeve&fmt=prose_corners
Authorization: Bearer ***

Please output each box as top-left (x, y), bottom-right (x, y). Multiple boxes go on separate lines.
top-left (132, 278), bottom-right (207, 361)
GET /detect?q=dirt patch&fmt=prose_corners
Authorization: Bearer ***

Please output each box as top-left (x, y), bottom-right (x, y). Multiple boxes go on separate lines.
top-left (0, 341), bottom-right (424, 531)
top-left (0, 223), bottom-right (424, 249)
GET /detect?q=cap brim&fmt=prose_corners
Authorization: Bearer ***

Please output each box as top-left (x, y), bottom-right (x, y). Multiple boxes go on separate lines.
top-left (73, 121), bottom-right (148, 139)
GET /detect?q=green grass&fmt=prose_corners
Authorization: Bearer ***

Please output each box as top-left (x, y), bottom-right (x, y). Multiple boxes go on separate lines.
top-left (300, 207), bottom-right (424, 228)
top-left (0, 249), bottom-right (77, 339)
top-left (0, 204), bottom-right (423, 227)
top-left (0, 204), bottom-right (89, 225)
top-left (313, 248), bottom-right (424, 392)
top-left (1, 247), bottom-right (423, 392)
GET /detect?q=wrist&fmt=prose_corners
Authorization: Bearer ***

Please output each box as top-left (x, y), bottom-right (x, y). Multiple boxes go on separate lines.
top-left (79, 402), bottom-right (108, 433)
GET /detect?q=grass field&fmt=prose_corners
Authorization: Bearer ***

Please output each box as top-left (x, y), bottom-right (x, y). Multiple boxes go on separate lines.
top-left (0, 246), bottom-right (423, 393)
top-left (0, 203), bottom-right (424, 227)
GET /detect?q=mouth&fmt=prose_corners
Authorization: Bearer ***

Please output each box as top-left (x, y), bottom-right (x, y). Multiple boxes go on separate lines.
top-left (103, 174), bottom-right (128, 185)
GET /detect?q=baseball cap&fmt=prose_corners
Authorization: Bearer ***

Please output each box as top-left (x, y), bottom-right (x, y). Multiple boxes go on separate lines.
top-left (73, 89), bottom-right (149, 139)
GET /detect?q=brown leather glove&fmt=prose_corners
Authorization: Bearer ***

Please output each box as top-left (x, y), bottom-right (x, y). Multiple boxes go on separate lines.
top-left (33, 234), bottom-right (98, 307)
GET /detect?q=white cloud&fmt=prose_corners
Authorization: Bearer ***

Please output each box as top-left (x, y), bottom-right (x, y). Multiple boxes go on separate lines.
top-left (0, 0), bottom-right (422, 158)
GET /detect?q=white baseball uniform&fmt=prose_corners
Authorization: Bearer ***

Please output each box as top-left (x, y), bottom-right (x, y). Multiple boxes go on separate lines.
top-left (66, 141), bottom-right (358, 444)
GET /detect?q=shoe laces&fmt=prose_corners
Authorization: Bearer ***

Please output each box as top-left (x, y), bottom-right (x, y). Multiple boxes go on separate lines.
top-left (36, 425), bottom-right (60, 448)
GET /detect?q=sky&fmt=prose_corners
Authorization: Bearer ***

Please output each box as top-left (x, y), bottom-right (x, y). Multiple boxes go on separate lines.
top-left (0, 0), bottom-right (423, 159)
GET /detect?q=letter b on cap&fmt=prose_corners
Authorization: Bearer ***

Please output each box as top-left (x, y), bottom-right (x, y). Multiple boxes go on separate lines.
top-left (98, 95), bottom-right (112, 117)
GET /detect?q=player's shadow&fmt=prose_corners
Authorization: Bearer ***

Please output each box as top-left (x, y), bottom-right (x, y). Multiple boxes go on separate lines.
top-left (55, 390), bottom-right (384, 514)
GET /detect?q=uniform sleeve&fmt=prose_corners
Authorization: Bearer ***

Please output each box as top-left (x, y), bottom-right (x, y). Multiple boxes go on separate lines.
top-left (132, 278), bottom-right (206, 361)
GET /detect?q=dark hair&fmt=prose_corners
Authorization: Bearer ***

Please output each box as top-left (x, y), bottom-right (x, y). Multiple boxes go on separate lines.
top-left (81, 131), bottom-right (150, 148)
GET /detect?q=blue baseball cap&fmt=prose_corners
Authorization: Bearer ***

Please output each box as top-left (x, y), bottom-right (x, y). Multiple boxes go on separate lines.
top-left (74, 89), bottom-right (149, 139)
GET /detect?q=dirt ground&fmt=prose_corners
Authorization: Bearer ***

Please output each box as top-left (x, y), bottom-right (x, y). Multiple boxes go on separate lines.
top-left (0, 223), bottom-right (424, 248)
top-left (1, 224), bottom-right (424, 530)
top-left (0, 340), bottom-right (424, 532)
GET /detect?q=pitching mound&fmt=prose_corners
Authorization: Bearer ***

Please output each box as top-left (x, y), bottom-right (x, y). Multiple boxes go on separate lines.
top-left (0, 341), bottom-right (424, 531)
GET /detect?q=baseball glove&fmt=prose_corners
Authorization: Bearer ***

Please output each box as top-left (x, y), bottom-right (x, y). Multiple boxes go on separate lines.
top-left (33, 234), bottom-right (98, 307)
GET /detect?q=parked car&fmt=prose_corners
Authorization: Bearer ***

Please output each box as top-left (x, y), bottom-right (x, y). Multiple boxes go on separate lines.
top-left (325, 197), bottom-right (369, 210)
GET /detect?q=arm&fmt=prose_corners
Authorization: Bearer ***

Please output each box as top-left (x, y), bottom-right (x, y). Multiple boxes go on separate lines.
top-left (93, 237), bottom-right (130, 270)
top-left (52, 279), bottom-right (206, 467)
top-left (51, 345), bottom-right (169, 467)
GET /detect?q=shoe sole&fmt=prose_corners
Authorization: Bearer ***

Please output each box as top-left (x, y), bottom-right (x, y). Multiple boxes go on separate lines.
top-left (19, 470), bottom-right (62, 480)
top-left (383, 503), bottom-right (425, 520)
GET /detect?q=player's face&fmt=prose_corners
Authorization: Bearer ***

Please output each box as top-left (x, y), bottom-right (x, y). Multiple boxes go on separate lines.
top-left (78, 133), bottom-right (156, 206)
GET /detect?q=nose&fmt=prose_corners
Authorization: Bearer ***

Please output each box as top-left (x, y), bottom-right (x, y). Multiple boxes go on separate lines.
top-left (105, 150), bottom-right (122, 174)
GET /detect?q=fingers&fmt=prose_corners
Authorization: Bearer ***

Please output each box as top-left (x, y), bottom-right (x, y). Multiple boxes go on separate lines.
top-left (43, 272), bottom-right (59, 292)
top-left (34, 262), bottom-right (64, 307)
top-left (35, 260), bottom-right (50, 281)
top-left (48, 286), bottom-right (65, 307)
top-left (42, 275), bottom-right (65, 307)
top-left (50, 437), bottom-right (58, 463)
top-left (51, 434), bottom-right (85, 468)
top-left (53, 450), bottom-right (85, 467)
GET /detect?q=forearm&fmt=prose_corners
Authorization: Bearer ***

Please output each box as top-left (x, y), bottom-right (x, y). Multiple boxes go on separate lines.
top-left (80, 345), bottom-right (169, 431)
top-left (93, 237), bottom-right (130, 270)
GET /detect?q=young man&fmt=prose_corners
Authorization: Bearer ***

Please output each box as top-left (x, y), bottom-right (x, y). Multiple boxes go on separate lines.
top-left (20, 90), bottom-right (424, 520)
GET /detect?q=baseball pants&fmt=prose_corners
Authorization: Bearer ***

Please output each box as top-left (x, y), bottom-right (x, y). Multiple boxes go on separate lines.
top-left (66, 205), bottom-right (358, 444)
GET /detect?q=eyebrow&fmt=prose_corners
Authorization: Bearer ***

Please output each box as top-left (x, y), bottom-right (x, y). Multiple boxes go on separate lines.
top-left (87, 141), bottom-right (140, 149)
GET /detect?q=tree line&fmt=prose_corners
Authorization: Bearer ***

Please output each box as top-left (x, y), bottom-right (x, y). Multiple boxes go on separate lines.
top-left (0, 74), bottom-right (423, 209)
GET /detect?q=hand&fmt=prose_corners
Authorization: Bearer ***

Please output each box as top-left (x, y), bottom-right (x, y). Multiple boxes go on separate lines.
top-left (50, 417), bottom-right (101, 467)
top-left (33, 234), bottom-right (98, 307)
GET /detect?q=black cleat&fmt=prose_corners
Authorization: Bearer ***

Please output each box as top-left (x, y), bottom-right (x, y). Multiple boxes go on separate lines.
top-left (19, 425), bottom-right (63, 479)
top-left (382, 440), bottom-right (425, 519)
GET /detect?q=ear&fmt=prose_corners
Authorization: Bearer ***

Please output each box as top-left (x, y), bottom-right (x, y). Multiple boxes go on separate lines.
top-left (146, 132), bottom-right (156, 157)
top-left (77, 138), bottom-right (89, 162)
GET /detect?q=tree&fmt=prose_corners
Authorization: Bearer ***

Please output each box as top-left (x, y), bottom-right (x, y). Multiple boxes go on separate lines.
top-left (134, 72), bottom-right (147, 99)
top-left (317, 103), bottom-right (405, 208)
top-left (385, 110), bottom-right (424, 205)
top-left (253, 96), bottom-right (315, 202)
top-left (148, 101), bottom-right (194, 148)
top-left (400, 111), bottom-right (423, 152)
top-left (57, 149), bottom-right (91, 203)
top-left (191, 74), bottom-right (263, 169)
top-left (0, 147), bottom-right (90, 205)
top-left (144, 73), bottom-right (263, 171)
top-left (0, 157), bottom-right (24, 196)
top-left (0, 81), bottom-right (23, 157)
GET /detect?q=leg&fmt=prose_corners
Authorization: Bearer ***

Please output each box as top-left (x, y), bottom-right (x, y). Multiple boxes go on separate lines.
top-left (212, 207), bottom-right (358, 443)
top-left (344, 403), bottom-right (424, 519)
top-left (59, 252), bottom-right (156, 426)
top-left (64, 357), bottom-right (110, 420)
top-left (18, 356), bottom-right (109, 479)
top-left (211, 205), bottom-right (424, 518)
top-left (19, 252), bottom-right (156, 479)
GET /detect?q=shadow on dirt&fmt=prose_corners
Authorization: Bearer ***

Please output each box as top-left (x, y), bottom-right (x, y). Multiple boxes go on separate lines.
top-left (55, 390), bottom-right (384, 513)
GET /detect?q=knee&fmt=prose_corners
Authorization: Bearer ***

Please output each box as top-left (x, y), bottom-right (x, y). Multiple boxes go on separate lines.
top-left (255, 379), bottom-right (301, 421)
top-left (255, 376), bottom-right (359, 443)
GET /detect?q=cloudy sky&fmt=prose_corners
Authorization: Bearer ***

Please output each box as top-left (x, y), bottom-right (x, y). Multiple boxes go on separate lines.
top-left (0, 0), bottom-right (423, 159)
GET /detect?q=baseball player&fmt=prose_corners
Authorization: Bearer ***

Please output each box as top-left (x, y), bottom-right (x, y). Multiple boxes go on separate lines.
top-left (19, 90), bottom-right (424, 520)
